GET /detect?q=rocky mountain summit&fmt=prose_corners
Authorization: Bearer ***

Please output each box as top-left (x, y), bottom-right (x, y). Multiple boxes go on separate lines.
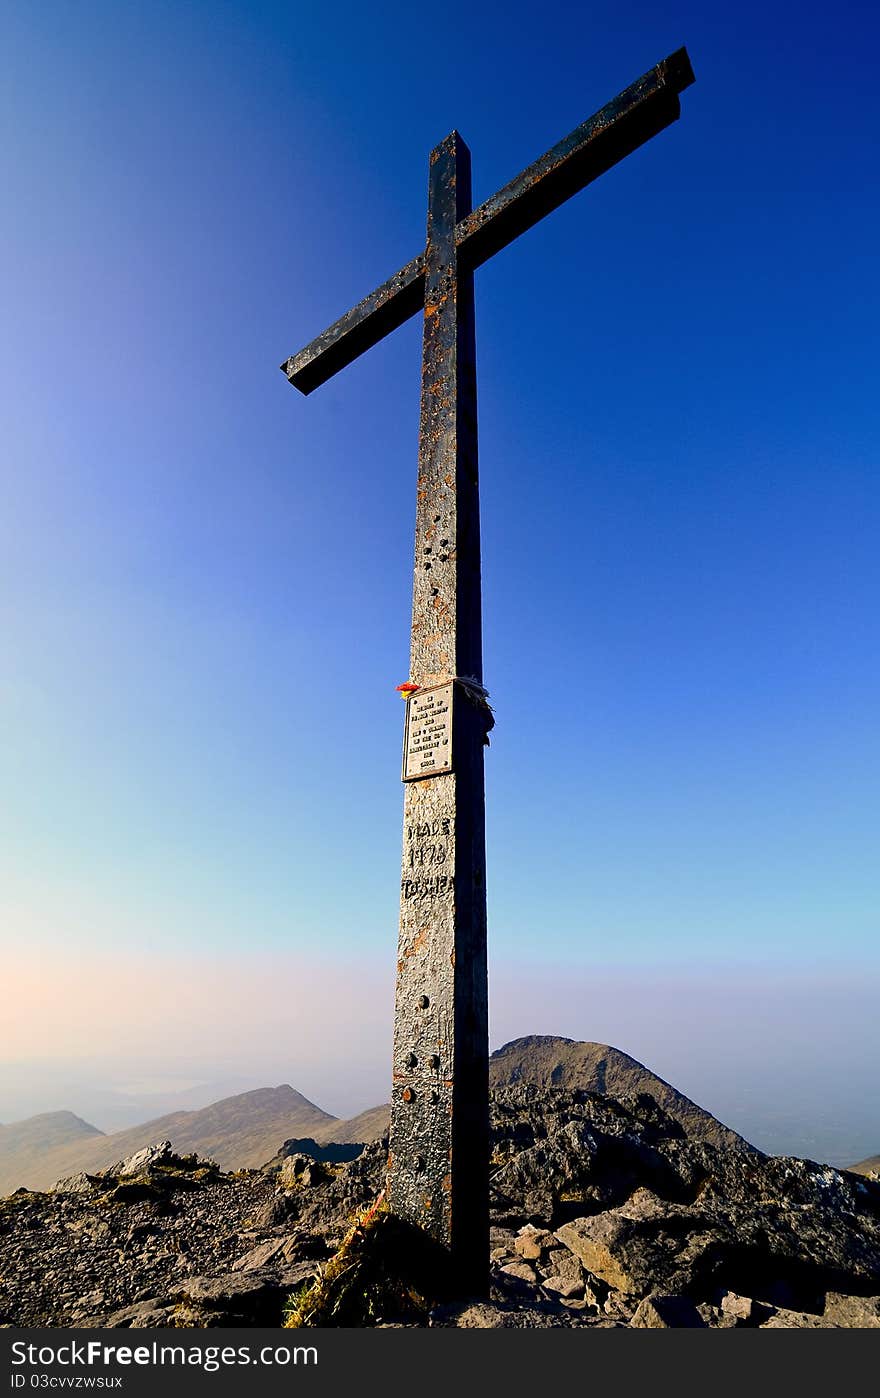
top-left (2, 1084), bottom-right (878, 1329)
top-left (488, 1037), bottom-right (750, 1151)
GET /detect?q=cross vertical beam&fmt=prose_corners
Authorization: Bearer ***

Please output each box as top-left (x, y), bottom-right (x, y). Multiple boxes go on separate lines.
top-left (388, 132), bottom-right (489, 1292)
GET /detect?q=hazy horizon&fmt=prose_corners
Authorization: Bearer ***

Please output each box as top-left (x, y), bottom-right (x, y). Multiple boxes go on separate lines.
top-left (3, 953), bottom-right (878, 1167)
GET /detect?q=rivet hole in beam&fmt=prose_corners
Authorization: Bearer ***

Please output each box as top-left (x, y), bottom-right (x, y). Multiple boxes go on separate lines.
top-left (281, 47), bottom-right (694, 396)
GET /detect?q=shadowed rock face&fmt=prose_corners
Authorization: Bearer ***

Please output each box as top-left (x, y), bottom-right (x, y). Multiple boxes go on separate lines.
top-left (1, 1086), bottom-right (878, 1329)
top-left (261, 1138), bottom-right (365, 1170)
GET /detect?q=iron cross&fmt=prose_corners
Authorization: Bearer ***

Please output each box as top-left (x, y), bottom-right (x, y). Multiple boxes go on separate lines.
top-left (281, 48), bottom-right (695, 1293)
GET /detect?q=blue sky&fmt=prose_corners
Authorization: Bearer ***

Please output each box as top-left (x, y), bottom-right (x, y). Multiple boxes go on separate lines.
top-left (1, 1), bottom-right (877, 1159)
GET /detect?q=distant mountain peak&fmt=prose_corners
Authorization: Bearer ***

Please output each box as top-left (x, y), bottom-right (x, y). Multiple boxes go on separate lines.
top-left (494, 1035), bottom-right (577, 1052)
top-left (489, 1036), bottom-right (752, 1152)
top-left (0, 1110), bottom-right (103, 1139)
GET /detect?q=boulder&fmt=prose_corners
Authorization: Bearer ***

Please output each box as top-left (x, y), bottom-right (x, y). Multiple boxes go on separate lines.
top-left (275, 1260), bottom-right (321, 1290)
top-left (514, 1226), bottom-right (553, 1260)
top-left (631, 1295), bottom-right (706, 1328)
top-left (696, 1303), bottom-right (738, 1328)
top-left (541, 1275), bottom-right (584, 1300)
top-left (98, 1301), bottom-right (177, 1328)
top-left (554, 1214), bottom-right (642, 1294)
top-left (822, 1293), bottom-right (880, 1328)
top-left (171, 1271), bottom-right (281, 1325)
top-left (500, 1260), bottom-right (537, 1284)
top-left (53, 1173), bottom-right (103, 1195)
top-left (110, 1142), bottom-right (175, 1178)
top-left (760, 1307), bottom-right (827, 1329)
top-left (232, 1238), bottom-right (288, 1272)
top-left (279, 1155), bottom-right (331, 1190)
top-left (544, 1247), bottom-right (583, 1283)
top-left (720, 1292), bottom-right (759, 1324)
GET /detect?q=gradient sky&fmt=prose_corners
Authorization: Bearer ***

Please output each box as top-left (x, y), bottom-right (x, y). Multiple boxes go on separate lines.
top-left (1, 1), bottom-right (878, 1163)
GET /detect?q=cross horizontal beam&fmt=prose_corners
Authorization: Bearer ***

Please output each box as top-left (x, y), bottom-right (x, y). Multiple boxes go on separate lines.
top-left (281, 47), bottom-right (694, 395)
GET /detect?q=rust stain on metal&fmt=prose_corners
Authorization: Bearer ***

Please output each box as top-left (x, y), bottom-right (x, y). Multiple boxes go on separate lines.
top-left (403, 926), bottom-right (429, 957)
top-left (281, 51), bottom-right (693, 396)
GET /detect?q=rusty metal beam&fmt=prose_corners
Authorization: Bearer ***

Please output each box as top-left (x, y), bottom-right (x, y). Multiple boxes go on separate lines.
top-left (457, 48), bottom-right (694, 272)
top-left (281, 48), bottom-right (694, 395)
top-left (280, 253), bottom-right (425, 395)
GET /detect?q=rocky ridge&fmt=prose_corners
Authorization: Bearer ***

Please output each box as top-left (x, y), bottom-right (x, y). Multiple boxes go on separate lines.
top-left (1, 1087), bottom-right (878, 1329)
